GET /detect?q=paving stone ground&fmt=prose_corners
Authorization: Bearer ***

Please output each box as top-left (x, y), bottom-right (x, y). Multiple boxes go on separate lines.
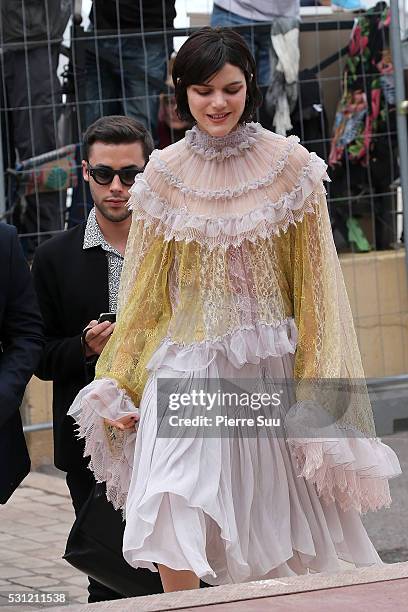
top-left (0, 473), bottom-right (87, 611)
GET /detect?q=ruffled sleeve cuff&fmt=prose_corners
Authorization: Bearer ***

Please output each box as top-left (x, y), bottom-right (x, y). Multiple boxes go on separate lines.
top-left (285, 402), bottom-right (401, 513)
top-left (68, 378), bottom-right (139, 511)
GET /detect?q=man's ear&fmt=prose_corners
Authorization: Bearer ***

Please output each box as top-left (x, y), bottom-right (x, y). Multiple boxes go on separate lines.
top-left (82, 160), bottom-right (89, 183)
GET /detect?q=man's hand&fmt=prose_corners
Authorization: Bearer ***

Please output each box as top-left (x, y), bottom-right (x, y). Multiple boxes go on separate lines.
top-left (104, 414), bottom-right (139, 430)
top-left (83, 319), bottom-right (115, 357)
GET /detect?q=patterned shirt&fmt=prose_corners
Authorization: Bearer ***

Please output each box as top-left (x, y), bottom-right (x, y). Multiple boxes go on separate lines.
top-left (83, 208), bottom-right (124, 312)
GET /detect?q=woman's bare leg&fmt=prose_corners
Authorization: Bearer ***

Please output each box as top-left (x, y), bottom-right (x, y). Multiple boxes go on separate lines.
top-left (158, 564), bottom-right (200, 592)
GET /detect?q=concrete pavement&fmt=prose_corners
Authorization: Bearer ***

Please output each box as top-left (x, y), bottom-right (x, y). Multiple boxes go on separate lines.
top-left (0, 472), bottom-right (87, 610)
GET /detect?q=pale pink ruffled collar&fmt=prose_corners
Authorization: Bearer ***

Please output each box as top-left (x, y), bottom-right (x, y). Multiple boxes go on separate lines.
top-left (184, 122), bottom-right (259, 161)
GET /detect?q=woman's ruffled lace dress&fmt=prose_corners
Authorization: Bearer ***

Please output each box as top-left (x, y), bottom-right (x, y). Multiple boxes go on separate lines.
top-left (68, 123), bottom-right (401, 584)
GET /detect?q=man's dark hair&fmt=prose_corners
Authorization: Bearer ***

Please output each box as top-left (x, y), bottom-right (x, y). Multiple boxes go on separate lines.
top-left (172, 27), bottom-right (262, 124)
top-left (83, 115), bottom-right (154, 162)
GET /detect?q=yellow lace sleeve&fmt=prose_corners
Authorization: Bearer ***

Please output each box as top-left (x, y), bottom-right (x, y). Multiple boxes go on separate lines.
top-left (288, 190), bottom-right (376, 436)
top-left (95, 218), bottom-right (174, 406)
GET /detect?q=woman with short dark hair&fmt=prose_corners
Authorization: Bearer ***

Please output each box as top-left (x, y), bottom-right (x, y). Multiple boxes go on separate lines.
top-left (172, 27), bottom-right (262, 125)
top-left (69, 28), bottom-right (401, 593)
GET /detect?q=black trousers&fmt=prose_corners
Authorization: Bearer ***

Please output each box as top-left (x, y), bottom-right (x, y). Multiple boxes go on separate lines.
top-left (66, 468), bottom-right (122, 604)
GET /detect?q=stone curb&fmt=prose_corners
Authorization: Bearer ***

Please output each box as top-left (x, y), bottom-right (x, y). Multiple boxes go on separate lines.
top-left (48, 561), bottom-right (408, 611)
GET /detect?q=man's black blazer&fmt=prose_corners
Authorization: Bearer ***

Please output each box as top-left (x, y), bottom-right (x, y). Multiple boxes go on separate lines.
top-left (0, 223), bottom-right (44, 503)
top-left (32, 223), bottom-right (109, 472)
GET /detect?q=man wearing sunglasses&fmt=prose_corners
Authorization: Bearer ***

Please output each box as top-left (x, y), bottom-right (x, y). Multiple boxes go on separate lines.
top-left (31, 115), bottom-right (154, 603)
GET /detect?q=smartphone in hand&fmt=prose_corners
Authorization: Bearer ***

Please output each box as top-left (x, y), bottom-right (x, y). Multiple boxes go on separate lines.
top-left (98, 312), bottom-right (116, 324)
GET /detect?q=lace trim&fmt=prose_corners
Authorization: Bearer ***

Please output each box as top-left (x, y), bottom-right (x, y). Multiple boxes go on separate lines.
top-left (69, 380), bottom-right (139, 512)
top-left (184, 122), bottom-right (260, 161)
top-left (170, 317), bottom-right (296, 348)
top-left (149, 135), bottom-right (300, 200)
top-left (288, 434), bottom-right (401, 514)
top-left (128, 154), bottom-right (329, 249)
top-left (147, 318), bottom-right (298, 372)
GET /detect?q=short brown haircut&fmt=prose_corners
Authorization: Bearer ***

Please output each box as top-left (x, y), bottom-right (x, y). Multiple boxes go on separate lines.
top-left (83, 115), bottom-right (154, 162)
top-left (172, 27), bottom-right (262, 124)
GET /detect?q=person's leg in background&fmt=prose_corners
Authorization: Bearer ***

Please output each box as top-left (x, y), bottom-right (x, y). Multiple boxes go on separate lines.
top-left (83, 32), bottom-right (122, 130)
top-left (253, 28), bottom-right (271, 87)
top-left (252, 26), bottom-right (273, 125)
top-left (65, 469), bottom-right (122, 603)
top-left (116, 34), bottom-right (169, 143)
top-left (4, 45), bottom-right (66, 258)
top-left (211, 4), bottom-right (257, 57)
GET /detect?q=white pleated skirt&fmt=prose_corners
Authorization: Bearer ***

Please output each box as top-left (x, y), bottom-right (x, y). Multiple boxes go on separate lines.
top-left (122, 353), bottom-right (387, 585)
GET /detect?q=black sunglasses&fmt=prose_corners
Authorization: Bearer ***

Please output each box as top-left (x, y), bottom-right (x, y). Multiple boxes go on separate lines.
top-left (87, 163), bottom-right (145, 186)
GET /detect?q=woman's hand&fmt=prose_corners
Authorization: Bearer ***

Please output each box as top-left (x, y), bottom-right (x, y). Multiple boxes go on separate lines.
top-left (104, 414), bottom-right (139, 430)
